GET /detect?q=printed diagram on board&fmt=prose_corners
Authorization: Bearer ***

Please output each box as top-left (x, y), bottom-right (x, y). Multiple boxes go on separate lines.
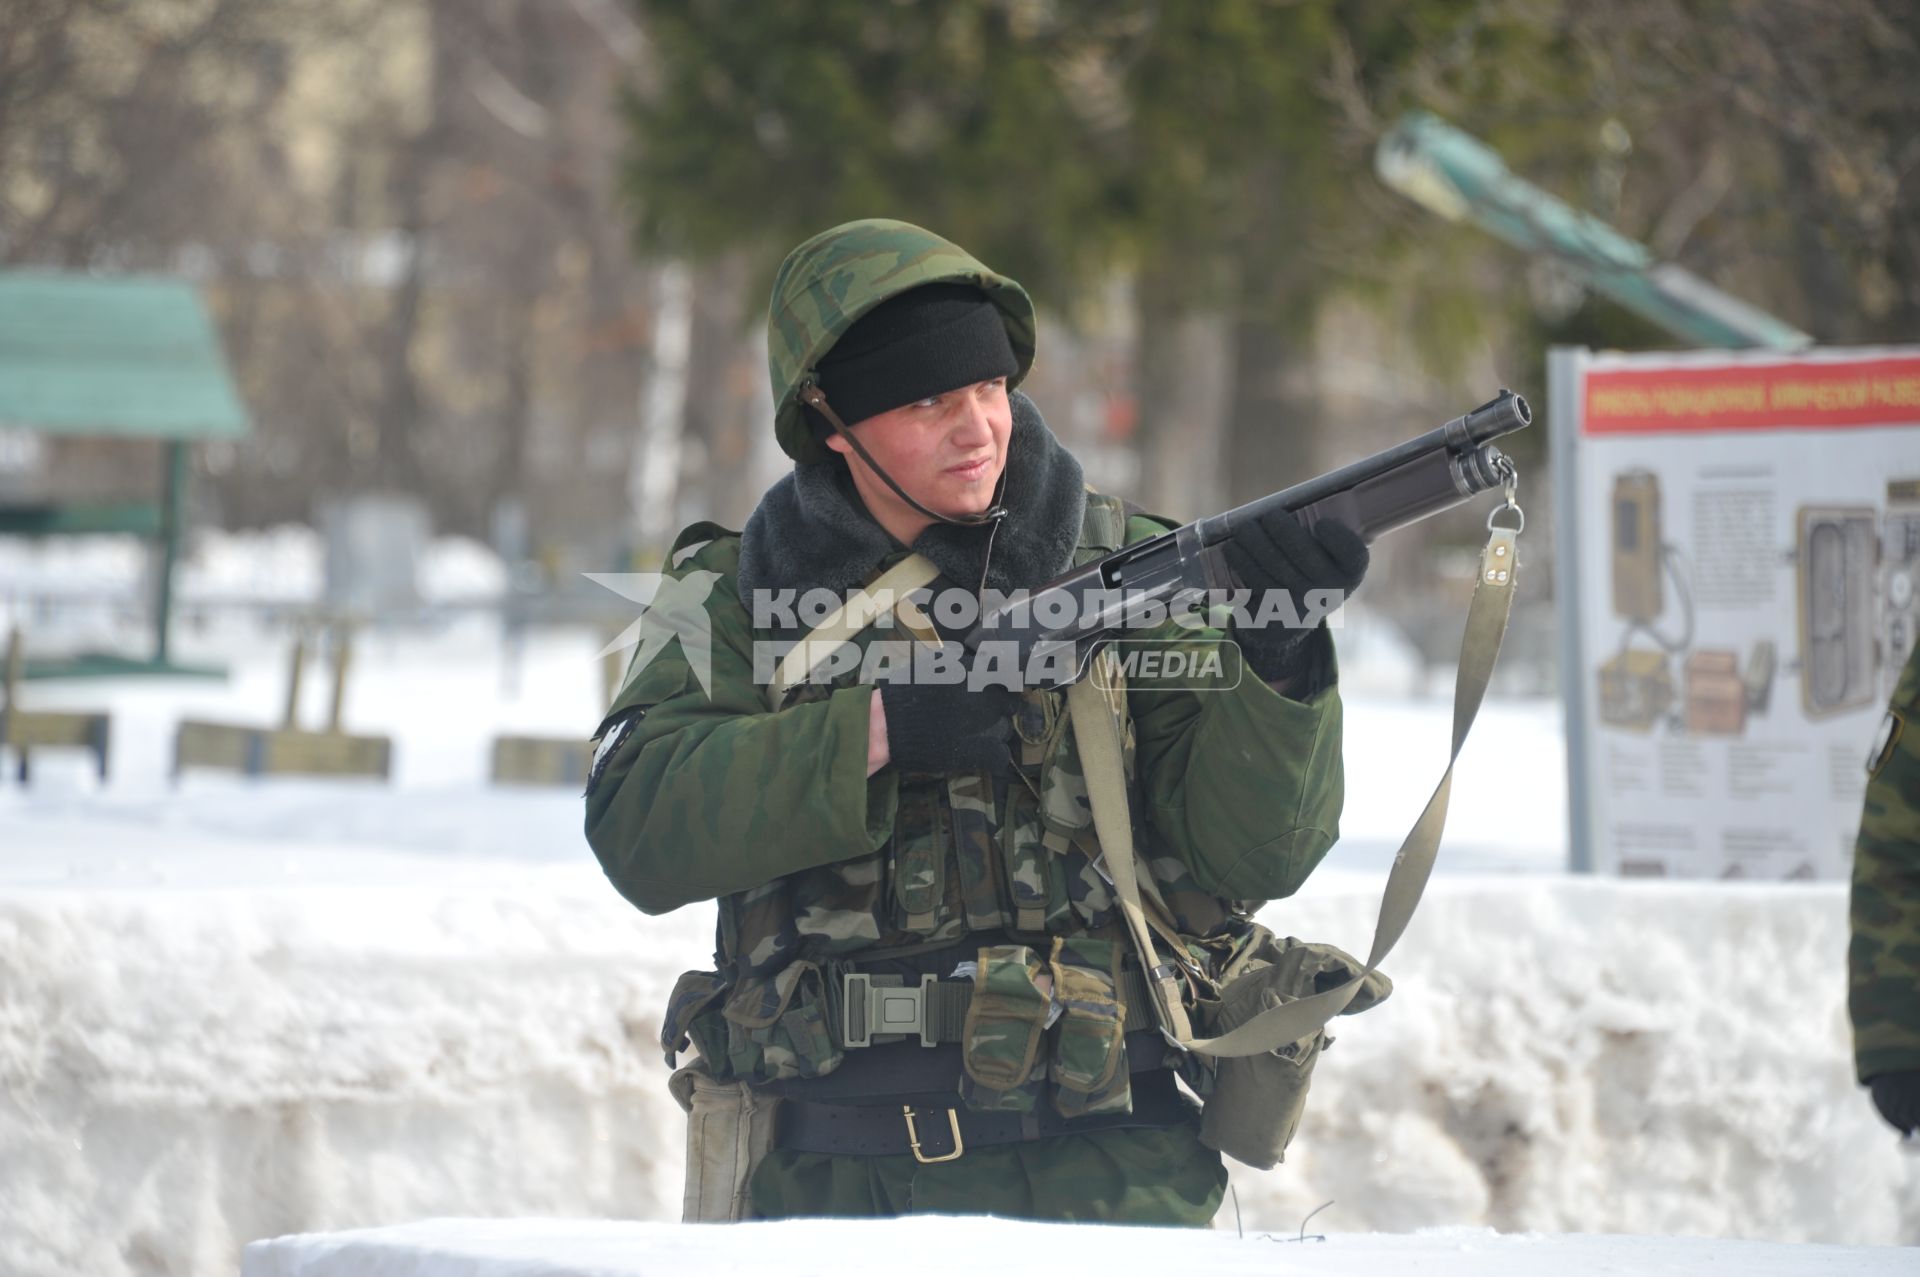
top-left (1595, 469), bottom-right (1920, 737)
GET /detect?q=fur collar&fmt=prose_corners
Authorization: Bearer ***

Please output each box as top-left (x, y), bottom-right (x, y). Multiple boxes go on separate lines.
top-left (736, 391), bottom-right (1087, 612)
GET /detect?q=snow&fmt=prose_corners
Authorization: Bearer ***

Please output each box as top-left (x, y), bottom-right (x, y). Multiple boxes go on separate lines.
top-left (0, 526), bottom-right (506, 610)
top-left (238, 1217), bottom-right (1914, 1277)
top-left (1, 572), bottom-right (1915, 1276)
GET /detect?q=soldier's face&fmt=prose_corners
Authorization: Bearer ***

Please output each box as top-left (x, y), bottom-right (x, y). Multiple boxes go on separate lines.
top-left (826, 376), bottom-right (1013, 529)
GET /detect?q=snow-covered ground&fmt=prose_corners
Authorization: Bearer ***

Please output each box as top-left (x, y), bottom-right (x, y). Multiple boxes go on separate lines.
top-left (0, 555), bottom-right (1913, 1275)
top-left (240, 1217), bottom-right (1914, 1277)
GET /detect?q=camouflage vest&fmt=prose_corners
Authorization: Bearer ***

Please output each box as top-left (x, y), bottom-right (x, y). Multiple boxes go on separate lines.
top-left (660, 493), bottom-right (1237, 1112)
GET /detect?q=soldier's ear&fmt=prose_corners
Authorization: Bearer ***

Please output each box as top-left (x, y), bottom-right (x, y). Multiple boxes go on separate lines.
top-left (804, 400), bottom-right (851, 458)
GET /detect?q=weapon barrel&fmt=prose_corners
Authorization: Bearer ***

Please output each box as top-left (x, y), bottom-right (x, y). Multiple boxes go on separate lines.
top-left (1303, 443), bottom-right (1511, 542)
top-left (963, 389), bottom-right (1530, 669)
top-left (1192, 389), bottom-right (1528, 547)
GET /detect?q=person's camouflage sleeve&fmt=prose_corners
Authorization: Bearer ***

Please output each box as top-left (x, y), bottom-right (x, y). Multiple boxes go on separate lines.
top-left (1120, 514), bottom-right (1344, 904)
top-left (583, 532), bottom-right (900, 916)
top-left (1851, 639), bottom-right (1920, 1082)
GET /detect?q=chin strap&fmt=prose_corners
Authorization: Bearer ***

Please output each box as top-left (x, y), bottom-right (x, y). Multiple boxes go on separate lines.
top-left (799, 382), bottom-right (1009, 530)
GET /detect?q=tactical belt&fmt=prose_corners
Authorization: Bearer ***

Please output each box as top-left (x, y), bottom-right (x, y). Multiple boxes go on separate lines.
top-left (772, 1066), bottom-right (1193, 1161)
top-left (840, 967), bottom-right (1154, 1049)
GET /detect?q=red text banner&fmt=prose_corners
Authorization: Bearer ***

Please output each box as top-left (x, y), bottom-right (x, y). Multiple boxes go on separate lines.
top-left (1584, 356), bottom-right (1920, 435)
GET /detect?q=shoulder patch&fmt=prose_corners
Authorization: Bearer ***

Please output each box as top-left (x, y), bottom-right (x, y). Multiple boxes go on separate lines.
top-left (671, 530), bottom-right (743, 576)
top-left (585, 706), bottom-right (645, 798)
top-left (670, 520), bottom-right (742, 566)
top-left (1868, 708), bottom-right (1904, 779)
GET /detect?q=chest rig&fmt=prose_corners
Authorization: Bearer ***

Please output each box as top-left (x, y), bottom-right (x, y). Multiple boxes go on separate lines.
top-left (659, 494), bottom-right (1230, 1116)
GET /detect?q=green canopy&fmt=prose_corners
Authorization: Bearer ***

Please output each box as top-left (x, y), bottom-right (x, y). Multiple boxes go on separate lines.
top-left (1375, 113), bottom-right (1812, 352)
top-left (0, 272), bottom-right (249, 439)
top-left (0, 271), bottom-right (249, 678)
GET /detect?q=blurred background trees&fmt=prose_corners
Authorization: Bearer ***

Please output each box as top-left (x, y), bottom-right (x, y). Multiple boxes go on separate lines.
top-left (1, 0), bottom-right (655, 560)
top-left (2, 0), bottom-right (1914, 584)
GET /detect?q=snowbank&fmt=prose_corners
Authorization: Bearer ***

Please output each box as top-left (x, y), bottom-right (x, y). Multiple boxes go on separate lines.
top-left (3, 864), bottom-right (1914, 1277)
top-left (0, 627), bottom-right (1906, 1277)
top-left (0, 861), bottom-right (708, 1277)
top-left (1250, 877), bottom-right (1917, 1243)
top-left (239, 1216), bottom-right (1912, 1277)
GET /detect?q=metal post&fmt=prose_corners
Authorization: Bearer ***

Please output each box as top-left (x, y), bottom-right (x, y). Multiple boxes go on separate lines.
top-left (155, 440), bottom-right (189, 666)
top-left (327, 626), bottom-right (353, 734)
top-left (2, 626), bottom-right (19, 714)
top-left (2, 627), bottom-right (19, 760)
top-left (283, 634), bottom-right (307, 731)
top-left (1549, 347), bottom-right (1593, 874)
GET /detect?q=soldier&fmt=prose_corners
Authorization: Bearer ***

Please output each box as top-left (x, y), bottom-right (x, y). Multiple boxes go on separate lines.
top-left (1852, 638), bottom-right (1920, 1139)
top-left (584, 218), bottom-right (1369, 1223)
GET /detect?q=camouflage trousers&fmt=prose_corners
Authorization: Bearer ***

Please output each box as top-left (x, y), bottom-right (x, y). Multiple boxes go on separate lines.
top-left (747, 1122), bottom-right (1227, 1225)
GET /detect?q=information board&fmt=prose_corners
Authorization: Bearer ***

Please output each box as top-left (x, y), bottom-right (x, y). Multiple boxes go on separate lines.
top-left (1550, 346), bottom-right (1920, 878)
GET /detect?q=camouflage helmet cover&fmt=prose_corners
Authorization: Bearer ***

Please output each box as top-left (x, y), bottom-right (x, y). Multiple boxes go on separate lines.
top-left (766, 218), bottom-right (1037, 464)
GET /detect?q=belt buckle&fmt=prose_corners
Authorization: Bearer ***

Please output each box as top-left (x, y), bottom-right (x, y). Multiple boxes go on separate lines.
top-left (842, 972), bottom-right (939, 1048)
top-left (903, 1105), bottom-right (965, 1164)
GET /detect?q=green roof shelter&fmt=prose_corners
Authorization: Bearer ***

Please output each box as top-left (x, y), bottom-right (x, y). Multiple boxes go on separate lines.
top-left (0, 271), bottom-right (251, 678)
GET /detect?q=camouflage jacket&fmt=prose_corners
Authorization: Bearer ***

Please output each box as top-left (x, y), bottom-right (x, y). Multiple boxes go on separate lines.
top-left (582, 495), bottom-right (1345, 1106)
top-left (582, 217), bottom-right (1343, 1116)
top-left (1851, 638), bottom-right (1920, 1081)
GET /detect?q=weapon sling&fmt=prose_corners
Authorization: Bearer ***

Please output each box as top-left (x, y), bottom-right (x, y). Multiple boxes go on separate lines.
top-left (765, 554), bottom-right (943, 709)
top-left (1067, 513), bottom-right (1521, 1057)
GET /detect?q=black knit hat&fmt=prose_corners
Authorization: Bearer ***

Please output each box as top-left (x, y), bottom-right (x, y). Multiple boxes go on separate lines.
top-left (807, 283), bottom-right (1018, 438)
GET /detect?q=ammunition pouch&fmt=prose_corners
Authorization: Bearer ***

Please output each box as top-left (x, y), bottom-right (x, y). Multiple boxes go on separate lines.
top-left (1046, 935), bottom-right (1133, 1119)
top-left (957, 944), bottom-right (1052, 1112)
top-left (836, 957), bottom-right (1155, 1053)
top-left (837, 942), bottom-right (1157, 1119)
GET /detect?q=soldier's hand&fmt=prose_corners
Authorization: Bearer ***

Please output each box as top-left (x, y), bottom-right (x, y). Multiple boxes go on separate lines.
top-left (877, 680), bottom-right (1021, 777)
top-left (1222, 512), bottom-right (1368, 682)
top-left (1869, 1070), bottom-right (1920, 1136)
top-left (1223, 510), bottom-right (1369, 602)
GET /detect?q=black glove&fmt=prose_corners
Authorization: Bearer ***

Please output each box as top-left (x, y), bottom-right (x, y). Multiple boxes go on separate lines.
top-left (1221, 511), bottom-right (1369, 682)
top-left (879, 680), bottom-right (1021, 777)
top-left (1869, 1070), bottom-right (1920, 1136)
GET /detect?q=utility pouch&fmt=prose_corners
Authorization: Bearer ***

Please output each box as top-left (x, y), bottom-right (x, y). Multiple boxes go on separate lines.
top-left (721, 960), bottom-right (844, 1084)
top-left (958, 944), bottom-right (1051, 1113)
top-left (669, 1059), bottom-right (778, 1223)
top-left (1195, 928), bottom-right (1392, 1170)
top-left (1047, 935), bottom-right (1132, 1119)
top-left (660, 969), bottom-right (731, 1071)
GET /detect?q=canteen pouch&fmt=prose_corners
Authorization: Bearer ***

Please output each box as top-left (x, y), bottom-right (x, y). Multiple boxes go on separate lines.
top-left (1196, 928), bottom-right (1392, 1170)
top-left (958, 944), bottom-right (1052, 1113)
top-left (669, 1059), bottom-right (779, 1223)
top-left (1047, 935), bottom-right (1132, 1118)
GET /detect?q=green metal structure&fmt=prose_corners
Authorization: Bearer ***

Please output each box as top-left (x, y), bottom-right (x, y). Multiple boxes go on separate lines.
top-left (0, 272), bottom-right (250, 677)
top-left (1375, 112), bottom-right (1813, 351)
